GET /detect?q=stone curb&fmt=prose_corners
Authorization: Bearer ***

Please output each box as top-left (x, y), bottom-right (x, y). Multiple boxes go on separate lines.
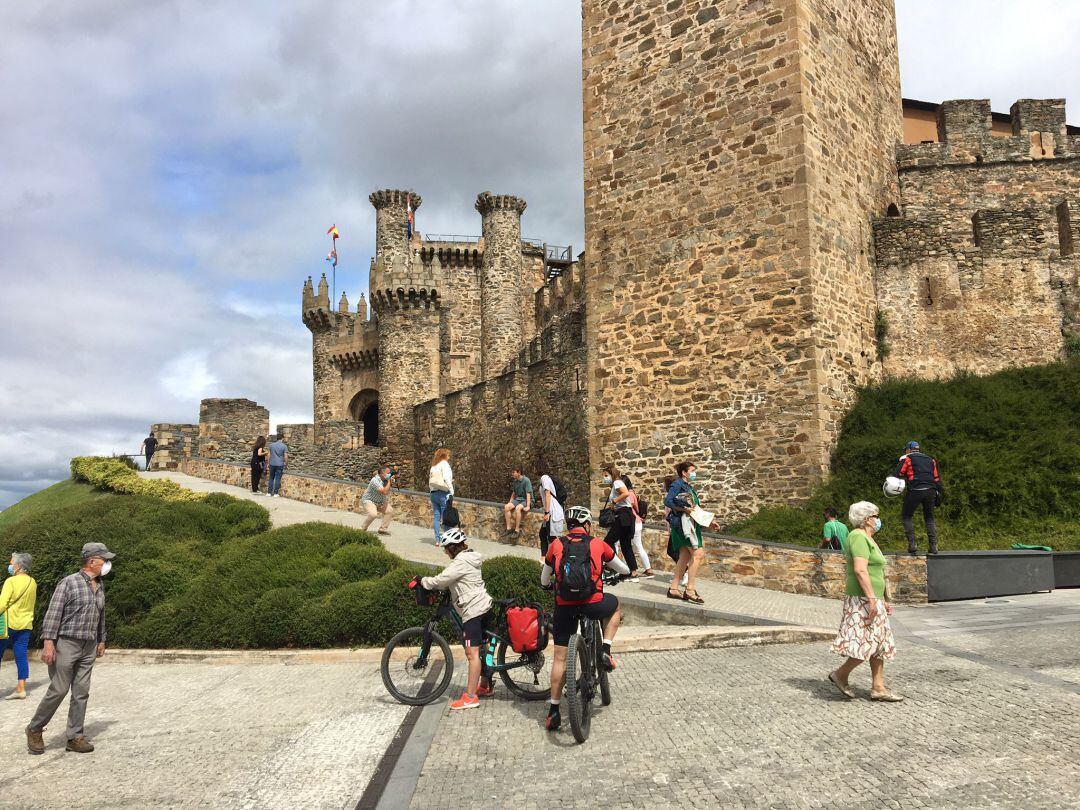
top-left (39, 626), bottom-right (831, 667)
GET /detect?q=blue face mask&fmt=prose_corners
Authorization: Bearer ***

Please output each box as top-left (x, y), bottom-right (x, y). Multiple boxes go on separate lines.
top-left (602, 476), bottom-right (612, 485)
top-left (874, 517), bottom-right (882, 532)
top-left (688, 472), bottom-right (697, 482)
top-left (6, 564), bottom-right (13, 575)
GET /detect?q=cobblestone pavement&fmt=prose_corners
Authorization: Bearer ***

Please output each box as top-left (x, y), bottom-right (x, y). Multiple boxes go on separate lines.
top-left (146, 471), bottom-right (842, 628)
top-left (410, 639), bottom-right (1080, 809)
top-left (0, 660), bottom-right (406, 809)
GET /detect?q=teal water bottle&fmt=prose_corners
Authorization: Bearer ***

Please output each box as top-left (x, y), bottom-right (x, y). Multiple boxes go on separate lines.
top-left (484, 635), bottom-right (498, 668)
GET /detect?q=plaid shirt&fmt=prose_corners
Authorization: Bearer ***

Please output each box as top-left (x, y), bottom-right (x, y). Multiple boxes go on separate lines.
top-left (39, 571), bottom-right (106, 642)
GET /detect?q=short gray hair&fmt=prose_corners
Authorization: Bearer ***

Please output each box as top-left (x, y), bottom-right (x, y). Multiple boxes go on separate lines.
top-left (10, 552), bottom-right (33, 573)
top-left (848, 501), bottom-right (879, 528)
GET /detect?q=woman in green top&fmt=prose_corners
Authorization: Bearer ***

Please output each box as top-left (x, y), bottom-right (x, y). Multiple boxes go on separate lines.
top-left (828, 501), bottom-right (904, 702)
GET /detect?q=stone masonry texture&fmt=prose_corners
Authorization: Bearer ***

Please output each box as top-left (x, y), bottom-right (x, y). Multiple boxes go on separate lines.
top-left (196, 399), bottom-right (269, 464)
top-left (476, 192), bottom-right (528, 379)
top-left (581, 0), bottom-right (903, 522)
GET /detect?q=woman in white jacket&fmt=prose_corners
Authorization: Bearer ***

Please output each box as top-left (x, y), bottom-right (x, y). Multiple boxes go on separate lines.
top-left (420, 528), bottom-right (493, 710)
top-left (429, 448), bottom-right (455, 545)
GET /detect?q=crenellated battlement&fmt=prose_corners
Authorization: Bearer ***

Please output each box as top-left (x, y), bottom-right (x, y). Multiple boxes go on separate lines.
top-left (369, 189), bottom-right (422, 211)
top-left (474, 192), bottom-right (526, 215)
top-left (419, 244), bottom-right (483, 268)
top-left (368, 254), bottom-right (441, 313)
top-left (898, 98), bottom-right (1079, 170)
top-left (533, 262), bottom-right (585, 333)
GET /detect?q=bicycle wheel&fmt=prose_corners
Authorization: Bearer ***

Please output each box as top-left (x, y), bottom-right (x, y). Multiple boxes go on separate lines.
top-left (565, 633), bottom-right (592, 743)
top-left (496, 638), bottom-right (552, 701)
top-left (381, 626), bottom-right (454, 706)
top-left (592, 620), bottom-right (611, 706)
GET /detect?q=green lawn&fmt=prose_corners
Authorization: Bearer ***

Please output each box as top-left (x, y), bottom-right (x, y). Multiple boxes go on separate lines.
top-left (0, 480), bottom-right (109, 533)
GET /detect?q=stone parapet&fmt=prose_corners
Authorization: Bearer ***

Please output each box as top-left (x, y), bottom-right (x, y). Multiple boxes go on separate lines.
top-left (180, 457), bottom-right (928, 604)
top-left (197, 399), bottom-right (269, 463)
top-left (148, 423), bottom-right (197, 470)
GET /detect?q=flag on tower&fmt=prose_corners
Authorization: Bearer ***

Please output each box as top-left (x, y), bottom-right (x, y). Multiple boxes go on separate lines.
top-left (327, 224), bottom-right (340, 239)
top-left (406, 194), bottom-right (415, 240)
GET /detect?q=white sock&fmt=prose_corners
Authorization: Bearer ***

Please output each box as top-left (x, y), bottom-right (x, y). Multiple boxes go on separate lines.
top-left (549, 698), bottom-right (560, 706)
top-left (602, 638), bottom-right (613, 646)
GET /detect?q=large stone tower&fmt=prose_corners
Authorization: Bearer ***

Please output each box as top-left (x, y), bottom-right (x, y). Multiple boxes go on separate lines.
top-left (369, 189), bottom-right (441, 482)
top-left (475, 192), bottom-right (528, 379)
top-left (581, 0), bottom-right (904, 517)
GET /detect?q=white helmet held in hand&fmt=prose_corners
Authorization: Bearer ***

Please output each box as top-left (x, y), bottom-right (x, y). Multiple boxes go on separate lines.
top-left (439, 527), bottom-right (468, 546)
top-left (882, 476), bottom-right (906, 497)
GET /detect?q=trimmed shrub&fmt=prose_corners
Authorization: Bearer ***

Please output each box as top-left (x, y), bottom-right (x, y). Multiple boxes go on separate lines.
top-left (252, 588), bottom-right (305, 647)
top-left (481, 556), bottom-right (553, 614)
top-left (71, 456), bottom-right (207, 503)
top-left (330, 544), bottom-right (399, 582)
top-left (302, 568), bottom-right (346, 596)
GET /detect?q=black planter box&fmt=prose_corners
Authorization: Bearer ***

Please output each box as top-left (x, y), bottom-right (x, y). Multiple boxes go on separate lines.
top-left (1053, 552), bottom-right (1080, 589)
top-left (926, 550), bottom-right (1055, 602)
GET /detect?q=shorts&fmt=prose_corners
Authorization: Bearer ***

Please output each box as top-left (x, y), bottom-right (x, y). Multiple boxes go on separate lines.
top-left (511, 496), bottom-right (528, 508)
top-left (459, 612), bottom-right (491, 648)
top-left (552, 593), bottom-right (619, 647)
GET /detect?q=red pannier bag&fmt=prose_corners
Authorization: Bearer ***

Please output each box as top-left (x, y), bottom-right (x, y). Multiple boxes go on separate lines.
top-left (506, 604), bottom-right (548, 653)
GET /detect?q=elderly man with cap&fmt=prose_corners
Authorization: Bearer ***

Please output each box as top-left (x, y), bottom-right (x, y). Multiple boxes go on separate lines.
top-left (25, 542), bottom-right (115, 755)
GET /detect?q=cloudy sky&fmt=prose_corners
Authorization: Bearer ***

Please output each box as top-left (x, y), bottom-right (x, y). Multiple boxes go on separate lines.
top-left (1, 1), bottom-right (1078, 509)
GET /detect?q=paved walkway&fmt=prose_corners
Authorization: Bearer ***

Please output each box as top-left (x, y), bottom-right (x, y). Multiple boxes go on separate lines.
top-left (144, 471), bottom-right (843, 629)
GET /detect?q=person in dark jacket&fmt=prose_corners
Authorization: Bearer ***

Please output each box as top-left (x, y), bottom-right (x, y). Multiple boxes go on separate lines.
top-left (893, 440), bottom-right (943, 555)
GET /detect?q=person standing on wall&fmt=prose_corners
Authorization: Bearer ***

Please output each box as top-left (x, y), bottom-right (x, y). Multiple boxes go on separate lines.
top-left (622, 475), bottom-right (655, 578)
top-left (361, 464), bottom-right (395, 536)
top-left (140, 432), bottom-right (157, 471)
top-left (1, 552), bottom-right (37, 700)
top-left (266, 434), bottom-right (289, 498)
top-left (893, 440), bottom-right (943, 555)
top-left (429, 448), bottom-right (455, 545)
top-left (537, 464), bottom-right (567, 558)
top-left (25, 542), bottom-right (115, 755)
top-left (250, 436), bottom-right (267, 495)
top-left (820, 507), bottom-right (849, 551)
top-left (602, 465), bottom-right (637, 582)
top-left (503, 467), bottom-right (533, 538)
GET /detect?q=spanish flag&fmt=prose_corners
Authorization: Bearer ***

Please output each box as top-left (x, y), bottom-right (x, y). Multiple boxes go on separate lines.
top-left (327, 224), bottom-right (340, 239)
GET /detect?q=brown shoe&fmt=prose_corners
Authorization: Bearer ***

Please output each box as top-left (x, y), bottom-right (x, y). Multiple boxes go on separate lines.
top-left (66, 736), bottom-right (95, 753)
top-left (26, 726), bottom-right (45, 755)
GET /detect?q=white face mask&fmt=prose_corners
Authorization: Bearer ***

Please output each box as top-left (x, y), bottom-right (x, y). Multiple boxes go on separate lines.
top-left (602, 475), bottom-right (612, 486)
top-left (100, 561), bottom-right (113, 576)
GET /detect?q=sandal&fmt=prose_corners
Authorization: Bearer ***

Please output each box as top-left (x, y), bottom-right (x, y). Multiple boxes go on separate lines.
top-left (828, 672), bottom-right (855, 699)
top-left (683, 590), bottom-right (704, 605)
top-left (377, 528), bottom-right (391, 535)
top-left (666, 589), bottom-right (684, 600)
top-left (869, 690), bottom-right (905, 702)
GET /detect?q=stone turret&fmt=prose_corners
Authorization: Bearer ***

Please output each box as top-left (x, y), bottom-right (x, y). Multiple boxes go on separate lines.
top-left (475, 192), bottom-right (527, 379)
top-left (368, 188), bottom-right (441, 483)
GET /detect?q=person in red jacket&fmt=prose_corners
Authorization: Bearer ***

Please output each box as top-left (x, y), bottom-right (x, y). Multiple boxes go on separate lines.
top-left (893, 441), bottom-right (943, 555)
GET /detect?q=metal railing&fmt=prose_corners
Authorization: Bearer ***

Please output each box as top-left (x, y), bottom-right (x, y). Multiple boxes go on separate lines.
top-left (424, 233), bottom-right (480, 243)
top-left (521, 237), bottom-right (545, 250)
top-left (545, 244), bottom-right (572, 263)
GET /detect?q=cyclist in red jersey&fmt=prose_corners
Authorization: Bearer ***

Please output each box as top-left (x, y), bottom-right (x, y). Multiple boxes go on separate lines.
top-left (540, 506), bottom-right (629, 731)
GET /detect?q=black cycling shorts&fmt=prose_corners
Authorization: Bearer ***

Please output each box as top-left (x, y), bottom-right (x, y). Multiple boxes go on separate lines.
top-left (459, 611), bottom-right (491, 649)
top-left (552, 593), bottom-right (619, 647)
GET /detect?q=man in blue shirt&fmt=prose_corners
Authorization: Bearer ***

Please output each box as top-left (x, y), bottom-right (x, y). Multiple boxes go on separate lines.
top-left (266, 435), bottom-right (289, 497)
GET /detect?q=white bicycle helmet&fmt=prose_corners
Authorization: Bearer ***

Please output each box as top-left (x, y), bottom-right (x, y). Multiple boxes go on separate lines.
top-left (439, 527), bottom-right (468, 546)
top-left (565, 505), bottom-right (593, 527)
top-left (882, 476), bottom-right (906, 498)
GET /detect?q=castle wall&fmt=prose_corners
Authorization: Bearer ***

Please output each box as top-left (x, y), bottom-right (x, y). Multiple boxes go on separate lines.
top-left (277, 421), bottom-right (387, 481)
top-left (197, 398), bottom-right (269, 463)
top-left (875, 99), bottom-right (1080, 378)
top-left (581, 0), bottom-right (902, 520)
top-left (148, 423), bottom-right (197, 470)
top-left (413, 307), bottom-right (589, 506)
top-left (422, 243), bottom-right (483, 394)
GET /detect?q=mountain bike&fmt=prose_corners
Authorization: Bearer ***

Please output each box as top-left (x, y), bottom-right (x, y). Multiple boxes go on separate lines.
top-left (380, 582), bottom-right (553, 706)
top-left (564, 571), bottom-right (620, 743)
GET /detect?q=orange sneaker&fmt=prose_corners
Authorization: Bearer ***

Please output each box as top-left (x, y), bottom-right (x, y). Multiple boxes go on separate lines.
top-left (449, 693), bottom-right (480, 711)
top-left (476, 684), bottom-right (495, 697)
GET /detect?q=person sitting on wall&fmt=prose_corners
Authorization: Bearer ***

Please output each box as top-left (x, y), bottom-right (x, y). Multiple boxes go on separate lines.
top-left (502, 466), bottom-right (533, 539)
top-left (820, 507), bottom-right (849, 551)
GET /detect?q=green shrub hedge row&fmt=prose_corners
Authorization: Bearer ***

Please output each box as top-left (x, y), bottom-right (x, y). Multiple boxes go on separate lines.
top-left (0, 491), bottom-right (549, 649)
top-left (730, 358), bottom-right (1080, 551)
top-left (71, 456), bottom-right (207, 503)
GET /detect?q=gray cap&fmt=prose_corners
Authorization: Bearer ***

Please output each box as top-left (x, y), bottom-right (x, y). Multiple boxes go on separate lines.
top-left (81, 542), bottom-right (116, 560)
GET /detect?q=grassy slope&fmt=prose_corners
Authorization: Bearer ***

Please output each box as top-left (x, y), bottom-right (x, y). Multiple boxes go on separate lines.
top-left (730, 358), bottom-right (1080, 552)
top-left (0, 480), bottom-right (108, 533)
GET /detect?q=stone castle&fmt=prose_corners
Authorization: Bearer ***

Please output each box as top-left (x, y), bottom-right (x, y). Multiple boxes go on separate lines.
top-left (152, 0), bottom-right (1079, 524)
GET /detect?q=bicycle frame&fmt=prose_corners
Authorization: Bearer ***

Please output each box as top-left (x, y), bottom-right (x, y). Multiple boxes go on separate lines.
top-left (416, 592), bottom-right (545, 675)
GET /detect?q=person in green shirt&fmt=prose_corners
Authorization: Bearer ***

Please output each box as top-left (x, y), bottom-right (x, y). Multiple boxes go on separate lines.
top-left (502, 466), bottom-right (533, 538)
top-left (828, 501), bottom-right (904, 702)
top-left (820, 507), bottom-right (848, 551)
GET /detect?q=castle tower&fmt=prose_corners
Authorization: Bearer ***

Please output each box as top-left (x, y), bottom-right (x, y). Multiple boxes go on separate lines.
top-left (303, 272), bottom-right (349, 424)
top-left (369, 189), bottom-right (441, 482)
top-left (475, 192), bottom-right (527, 379)
top-left (581, 0), bottom-right (903, 517)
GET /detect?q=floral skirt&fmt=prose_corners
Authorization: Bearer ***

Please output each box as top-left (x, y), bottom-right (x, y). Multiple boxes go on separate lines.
top-left (831, 596), bottom-right (896, 662)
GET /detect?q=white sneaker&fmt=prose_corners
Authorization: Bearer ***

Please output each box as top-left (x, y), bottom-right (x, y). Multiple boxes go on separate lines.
top-left (5, 691), bottom-right (27, 700)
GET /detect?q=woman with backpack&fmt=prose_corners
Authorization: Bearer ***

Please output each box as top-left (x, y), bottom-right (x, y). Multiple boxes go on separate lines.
top-left (428, 448), bottom-right (455, 545)
top-left (538, 466), bottom-right (567, 558)
top-left (420, 527), bottom-right (494, 710)
top-left (664, 461), bottom-right (719, 604)
top-left (621, 475), bottom-right (654, 578)
top-left (602, 464), bottom-right (638, 581)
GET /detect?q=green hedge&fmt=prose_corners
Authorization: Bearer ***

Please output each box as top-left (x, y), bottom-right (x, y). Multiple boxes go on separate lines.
top-left (0, 492), bottom-right (545, 649)
top-left (730, 358), bottom-right (1080, 551)
top-left (71, 456), bottom-right (207, 503)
